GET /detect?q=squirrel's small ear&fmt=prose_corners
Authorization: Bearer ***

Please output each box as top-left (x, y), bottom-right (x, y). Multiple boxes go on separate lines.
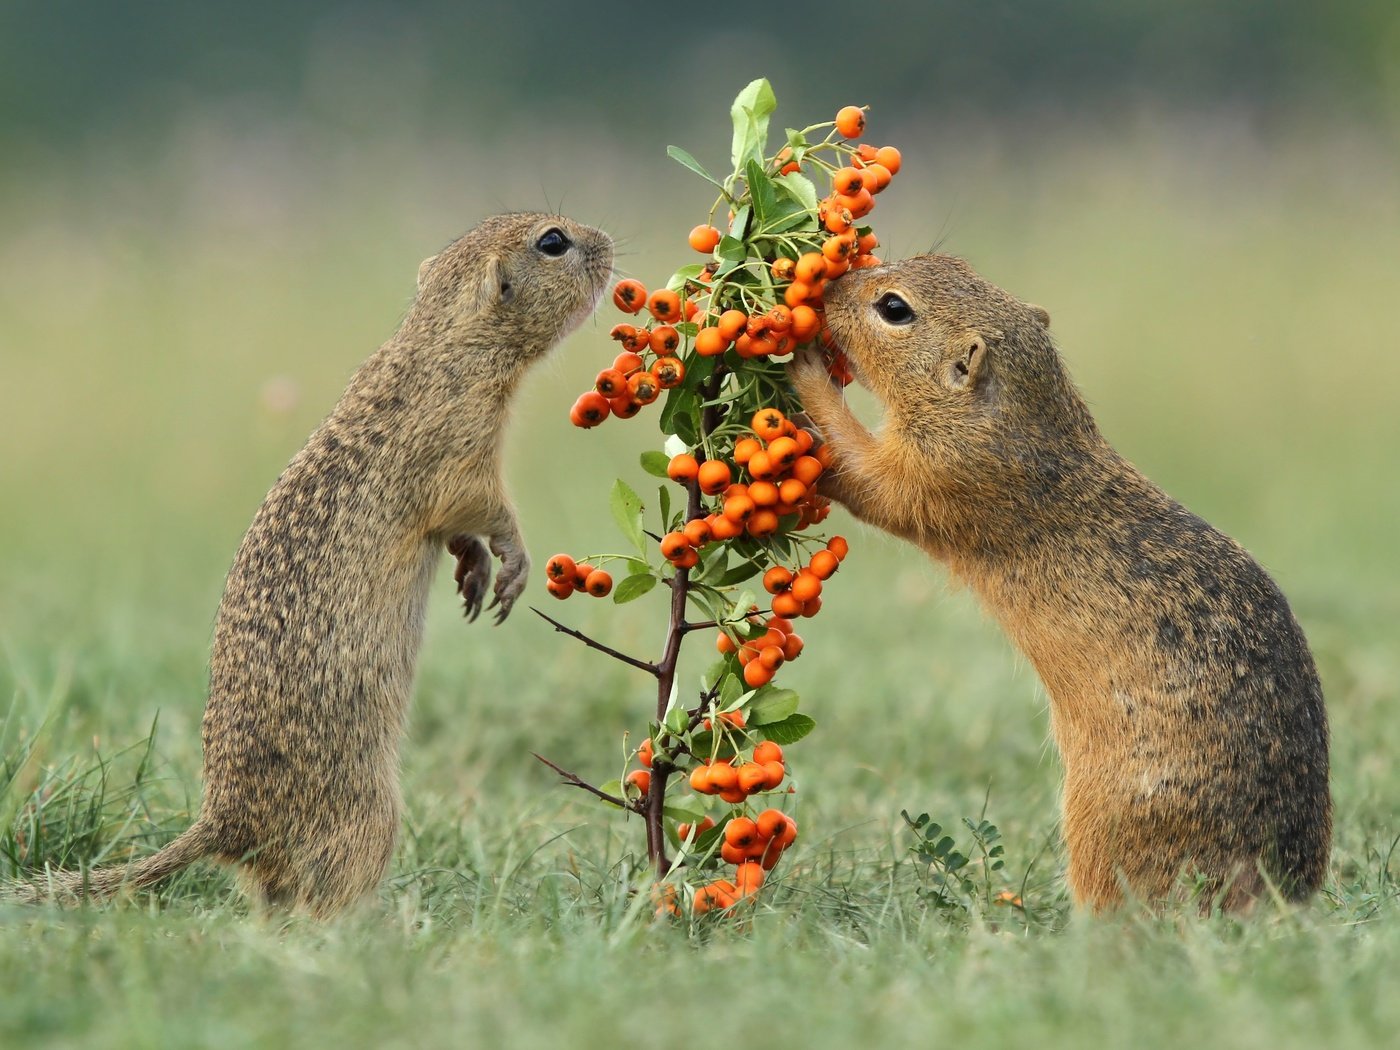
top-left (473, 254), bottom-right (515, 312)
top-left (949, 331), bottom-right (986, 389)
top-left (417, 254), bottom-right (438, 292)
top-left (1028, 304), bottom-right (1051, 329)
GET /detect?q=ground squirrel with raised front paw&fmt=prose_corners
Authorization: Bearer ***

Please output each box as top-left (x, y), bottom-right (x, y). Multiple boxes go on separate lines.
top-left (791, 253), bottom-right (1329, 911)
top-left (14, 212), bottom-right (613, 916)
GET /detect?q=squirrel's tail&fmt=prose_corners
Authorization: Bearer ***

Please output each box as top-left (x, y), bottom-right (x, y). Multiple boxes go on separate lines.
top-left (4, 819), bottom-right (219, 905)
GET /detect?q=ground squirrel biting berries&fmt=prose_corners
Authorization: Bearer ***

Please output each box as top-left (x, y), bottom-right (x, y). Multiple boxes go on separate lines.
top-left (13, 213), bottom-right (614, 916)
top-left (790, 252), bottom-right (1329, 911)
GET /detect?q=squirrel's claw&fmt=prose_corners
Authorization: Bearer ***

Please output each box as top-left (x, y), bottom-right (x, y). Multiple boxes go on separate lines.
top-left (488, 533), bottom-right (529, 625)
top-left (448, 535), bottom-right (493, 623)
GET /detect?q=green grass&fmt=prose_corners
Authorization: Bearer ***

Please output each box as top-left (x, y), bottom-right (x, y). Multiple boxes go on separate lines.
top-left (2, 120), bottom-right (1398, 1048)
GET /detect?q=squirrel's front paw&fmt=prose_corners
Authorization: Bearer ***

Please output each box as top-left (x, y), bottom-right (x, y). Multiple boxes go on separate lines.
top-left (488, 534), bottom-right (529, 625)
top-left (448, 535), bottom-right (493, 622)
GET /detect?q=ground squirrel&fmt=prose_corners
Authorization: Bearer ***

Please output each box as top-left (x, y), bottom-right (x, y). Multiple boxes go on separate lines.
top-left (790, 253), bottom-right (1330, 911)
top-left (15, 213), bottom-right (614, 916)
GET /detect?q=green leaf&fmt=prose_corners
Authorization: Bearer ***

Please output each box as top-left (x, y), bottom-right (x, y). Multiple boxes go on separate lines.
top-left (746, 159), bottom-right (779, 228)
top-left (658, 484), bottom-right (672, 531)
top-left (748, 687), bottom-right (799, 726)
top-left (667, 144), bottom-right (725, 189)
top-left (640, 451), bottom-right (670, 478)
top-left (613, 573), bottom-right (657, 604)
top-left (716, 560), bottom-right (762, 587)
top-left (610, 479), bottom-right (645, 553)
top-left (727, 589), bottom-right (756, 626)
top-left (697, 547), bottom-right (729, 585)
top-left (700, 659), bottom-right (728, 693)
top-left (664, 705), bottom-right (688, 736)
top-left (774, 171), bottom-right (819, 213)
top-left (717, 672), bottom-right (743, 711)
top-left (596, 780), bottom-right (626, 808)
top-left (758, 713), bottom-right (816, 745)
top-left (730, 78), bottom-right (778, 171)
top-left (727, 204), bottom-right (752, 241)
top-left (664, 803), bottom-right (708, 824)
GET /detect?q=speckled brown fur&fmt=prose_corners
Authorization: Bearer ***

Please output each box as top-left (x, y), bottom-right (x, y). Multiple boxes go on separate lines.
top-left (790, 253), bottom-right (1330, 911)
top-left (14, 213), bottom-right (613, 915)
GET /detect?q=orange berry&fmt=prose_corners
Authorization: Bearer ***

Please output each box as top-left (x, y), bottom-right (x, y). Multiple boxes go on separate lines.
top-left (790, 570), bottom-right (822, 602)
top-left (783, 282), bottom-right (814, 309)
top-left (789, 305), bottom-right (820, 341)
top-left (733, 437), bottom-right (762, 466)
top-left (835, 105), bottom-right (866, 138)
top-left (747, 509), bottom-right (780, 538)
top-left (723, 492), bottom-right (756, 523)
top-left (609, 322), bottom-right (636, 343)
top-left (813, 444), bottom-right (835, 469)
top-left (717, 309), bottom-right (749, 341)
top-left (800, 595), bottom-right (822, 617)
top-left (697, 459), bottom-right (732, 495)
top-left (761, 761), bottom-right (785, 790)
top-left (754, 742), bottom-right (784, 766)
top-left (833, 166), bottom-right (864, 195)
top-left (626, 769), bottom-right (651, 795)
top-left (690, 765), bottom-right (715, 794)
top-left (809, 549), bottom-right (839, 580)
top-left (767, 435), bottom-right (799, 468)
top-left (595, 368), bottom-right (629, 399)
top-left (545, 553), bottom-right (577, 583)
top-left (863, 163), bottom-right (892, 192)
top-left (572, 563), bottom-right (594, 589)
top-left (573, 391), bottom-right (610, 428)
top-left (765, 615), bottom-right (795, 635)
top-left (827, 535), bottom-right (850, 561)
top-left (671, 547), bottom-right (699, 570)
top-left (771, 257), bottom-right (796, 282)
top-left (734, 861), bottom-right (766, 896)
top-left (649, 325), bottom-right (680, 355)
top-left (794, 253), bottom-right (827, 285)
top-left (778, 478), bottom-right (807, 504)
top-left (780, 632), bottom-right (804, 660)
top-left (667, 453), bottom-right (699, 483)
top-left (857, 232), bottom-right (880, 255)
top-left (720, 841), bottom-right (748, 864)
top-left (771, 591), bottom-right (804, 618)
top-left (838, 188), bottom-right (874, 219)
top-left (708, 761), bottom-right (740, 794)
top-left (613, 351), bottom-right (645, 376)
top-left (682, 518), bottom-right (712, 547)
top-left (823, 233), bottom-right (856, 263)
top-left (638, 738), bottom-right (654, 768)
top-left (653, 356), bottom-right (685, 388)
top-left (693, 882), bottom-right (735, 913)
top-left (716, 630), bottom-right (737, 655)
top-left (737, 762), bottom-right (768, 795)
top-left (546, 578), bottom-right (574, 599)
top-left (612, 279), bottom-right (647, 313)
top-left (709, 515), bottom-right (743, 541)
top-left (747, 450), bottom-right (777, 482)
top-left (725, 816), bottom-right (759, 848)
top-left (823, 202), bottom-right (853, 235)
top-left (766, 305), bottom-right (793, 333)
top-left (719, 709), bottom-right (747, 729)
top-left (688, 224), bottom-right (721, 253)
top-left (775, 817), bottom-right (798, 849)
top-left (648, 288), bottom-right (682, 323)
top-left (718, 786), bottom-right (747, 804)
top-left (763, 566), bottom-right (793, 594)
top-left (743, 660), bottom-right (775, 688)
top-left (748, 480), bottom-right (780, 507)
top-left (584, 569), bottom-right (613, 597)
top-left (628, 371), bottom-right (660, 405)
top-left (874, 145), bottom-right (901, 174)
top-left (660, 531), bottom-right (691, 560)
top-left (758, 646), bottom-right (784, 672)
top-left (694, 327), bottom-right (729, 357)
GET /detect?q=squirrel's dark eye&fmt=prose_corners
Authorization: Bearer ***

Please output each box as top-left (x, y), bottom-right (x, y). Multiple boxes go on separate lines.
top-left (874, 292), bottom-right (914, 325)
top-left (536, 228), bottom-right (571, 257)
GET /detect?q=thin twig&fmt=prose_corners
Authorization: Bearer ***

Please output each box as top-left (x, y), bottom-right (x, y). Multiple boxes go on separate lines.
top-left (531, 752), bottom-right (636, 811)
top-left (530, 608), bottom-right (659, 676)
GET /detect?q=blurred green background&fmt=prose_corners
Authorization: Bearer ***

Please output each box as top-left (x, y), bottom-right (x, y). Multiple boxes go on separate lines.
top-left (2, 3), bottom-right (1399, 1045)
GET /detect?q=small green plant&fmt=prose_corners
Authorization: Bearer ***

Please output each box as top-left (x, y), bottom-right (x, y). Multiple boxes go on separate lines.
top-left (902, 808), bottom-right (1036, 922)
